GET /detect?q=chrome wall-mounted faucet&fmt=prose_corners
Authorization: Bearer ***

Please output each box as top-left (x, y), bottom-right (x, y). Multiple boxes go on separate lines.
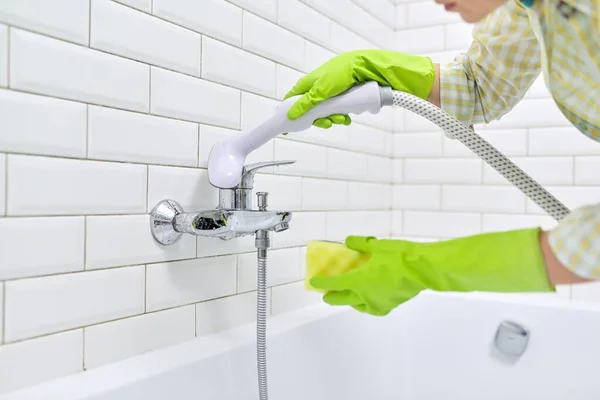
top-left (149, 160), bottom-right (295, 246)
top-left (148, 84), bottom-right (388, 400)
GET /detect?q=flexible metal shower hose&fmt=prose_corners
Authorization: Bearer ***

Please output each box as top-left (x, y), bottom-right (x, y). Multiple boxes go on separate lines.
top-left (390, 90), bottom-right (571, 221)
top-left (256, 247), bottom-right (269, 399)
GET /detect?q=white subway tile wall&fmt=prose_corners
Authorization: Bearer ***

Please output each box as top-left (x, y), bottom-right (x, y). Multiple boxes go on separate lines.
top-left (153, 0), bottom-right (243, 47)
top-left (0, 217), bottom-right (85, 280)
top-left (0, 0), bottom-right (596, 394)
top-left (305, 42), bottom-right (335, 72)
top-left (276, 64), bottom-right (303, 100)
top-left (10, 29), bottom-right (150, 112)
top-left (150, 66), bottom-right (241, 128)
top-left (0, 330), bottom-right (83, 394)
top-left (202, 37), bottom-right (276, 97)
top-left (0, 0), bottom-right (90, 44)
top-left (196, 290), bottom-right (268, 336)
top-left (87, 105), bottom-right (199, 166)
top-left (278, 0), bottom-right (331, 48)
top-left (0, 90), bottom-right (87, 158)
top-left (84, 305), bottom-right (196, 369)
top-left (353, 0), bottom-right (396, 29)
top-left (237, 248), bottom-right (301, 292)
top-left (4, 266), bottom-right (145, 341)
top-left (242, 11), bottom-right (306, 70)
top-left (7, 155), bottom-right (147, 216)
top-left (146, 257), bottom-right (237, 312)
top-left (227, 0), bottom-right (277, 22)
top-left (90, 0), bottom-right (202, 76)
top-left (85, 215), bottom-right (197, 269)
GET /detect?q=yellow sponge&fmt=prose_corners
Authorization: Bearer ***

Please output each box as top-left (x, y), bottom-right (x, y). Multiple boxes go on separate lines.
top-left (305, 241), bottom-right (370, 292)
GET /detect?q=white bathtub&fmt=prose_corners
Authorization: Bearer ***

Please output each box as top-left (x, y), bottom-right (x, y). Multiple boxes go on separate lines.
top-left (3, 290), bottom-right (600, 400)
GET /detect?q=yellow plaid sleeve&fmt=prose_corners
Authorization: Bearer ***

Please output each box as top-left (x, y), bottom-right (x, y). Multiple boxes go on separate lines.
top-left (439, 0), bottom-right (542, 125)
top-left (548, 204), bottom-right (600, 280)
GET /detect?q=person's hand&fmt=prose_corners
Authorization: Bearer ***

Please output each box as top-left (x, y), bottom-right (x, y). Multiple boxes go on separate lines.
top-left (283, 49), bottom-right (435, 129)
top-left (309, 229), bottom-right (555, 316)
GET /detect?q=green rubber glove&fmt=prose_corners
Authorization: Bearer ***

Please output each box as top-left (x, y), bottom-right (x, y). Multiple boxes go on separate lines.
top-left (309, 228), bottom-right (555, 316)
top-left (283, 49), bottom-right (435, 129)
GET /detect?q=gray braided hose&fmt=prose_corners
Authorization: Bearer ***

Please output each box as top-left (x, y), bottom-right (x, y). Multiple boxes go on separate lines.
top-left (255, 230), bottom-right (269, 400)
top-left (390, 90), bottom-right (570, 221)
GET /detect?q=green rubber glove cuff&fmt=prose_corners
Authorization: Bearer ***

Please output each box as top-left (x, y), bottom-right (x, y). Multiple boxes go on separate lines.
top-left (310, 228), bottom-right (554, 316)
top-left (401, 227), bottom-right (554, 293)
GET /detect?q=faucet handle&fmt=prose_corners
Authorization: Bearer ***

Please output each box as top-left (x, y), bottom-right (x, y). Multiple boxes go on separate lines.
top-left (243, 160), bottom-right (295, 173)
top-left (240, 160), bottom-right (295, 188)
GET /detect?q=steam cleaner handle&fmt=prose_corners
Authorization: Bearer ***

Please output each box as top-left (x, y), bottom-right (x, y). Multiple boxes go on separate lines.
top-left (232, 82), bottom-right (393, 155)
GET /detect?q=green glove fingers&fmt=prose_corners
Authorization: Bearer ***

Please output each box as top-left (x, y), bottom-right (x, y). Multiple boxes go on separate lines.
top-left (282, 114), bottom-right (351, 135)
top-left (284, 49), bottom-right (435, 123)
top-left (346, 235), bottom-right (410, 254)
top-left (330, 114), bottom-right (352, 125)
top-left (312, 114), bottom-right (351, 129)
top-left (345, 235), bottom-right (377, 252)
top-left (311, 118), bottom-right (332, 129)
top-left (283, 71), bottom-right (318, 100)
top-left (323, 290), bottom-right (362, 307)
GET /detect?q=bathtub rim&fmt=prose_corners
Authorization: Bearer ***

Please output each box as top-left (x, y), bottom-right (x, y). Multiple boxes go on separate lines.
top-left (1, 290), bottom-right (599, 400)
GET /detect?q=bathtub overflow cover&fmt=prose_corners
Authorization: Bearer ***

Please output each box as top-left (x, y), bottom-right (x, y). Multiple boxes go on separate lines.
top-left (494, 320), bottom-right (529, 357)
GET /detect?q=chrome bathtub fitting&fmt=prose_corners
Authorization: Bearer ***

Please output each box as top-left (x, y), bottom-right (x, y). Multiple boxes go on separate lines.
top-left (149, 160), bottom-right (295, 246)
top-left (218, 160), bottom-right (295, 210)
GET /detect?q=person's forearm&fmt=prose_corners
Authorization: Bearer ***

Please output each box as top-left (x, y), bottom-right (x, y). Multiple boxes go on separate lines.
top-left (427, 63), bottom-right (441, 108)
top-left (539, 230), bottom-right (590, 285)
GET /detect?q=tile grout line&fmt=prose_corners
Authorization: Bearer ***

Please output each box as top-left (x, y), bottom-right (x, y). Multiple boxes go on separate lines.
top-left (83, 217), bottom-right (88, 270)
top-left (145, 165), bottom-right (150, 213)
top-left (6, 26), bottom-right (10, 88)
top-left (88, 0), bottom-right (92, 46)
top-left (1, 282), bottom-right (5, 344)
top-left (572, 155), bottom-right (576, 185)
top-left (148, 66), bottom-right (151, 115)
top-left (144, 265), bottom-right (148, 313)
top-left (4, 154), bottom-right (8, 216)
top-left (235, 253), bottom-right (240, 294)
top-left (198, 35), bottom-right (202, 77)
top-left (85, 105), bottom-right (89, 158)
top-left (197, 123), bottom-right (202, 167)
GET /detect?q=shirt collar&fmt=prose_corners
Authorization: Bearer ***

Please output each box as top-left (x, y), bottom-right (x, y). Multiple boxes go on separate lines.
top-left (519, 0), bottom-right (595, 14)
